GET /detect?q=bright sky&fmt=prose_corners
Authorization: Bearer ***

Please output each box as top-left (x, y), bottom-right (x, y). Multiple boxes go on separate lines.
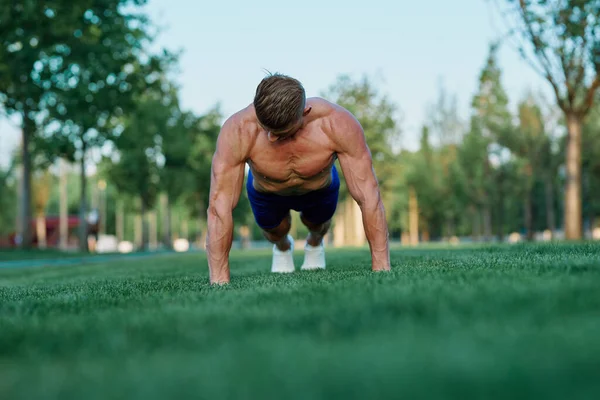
top-left (0, 0), bottom-right (550, 169)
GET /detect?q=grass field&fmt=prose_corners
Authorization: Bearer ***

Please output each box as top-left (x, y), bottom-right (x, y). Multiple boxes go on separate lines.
top-left (0, 249), bottom-right (87, 262)
top-left (1, 243), bottom-right (600, 399)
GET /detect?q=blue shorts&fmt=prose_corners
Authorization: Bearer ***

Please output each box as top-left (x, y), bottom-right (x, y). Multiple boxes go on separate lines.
top-left (246, 166), bottom-right (340, 230)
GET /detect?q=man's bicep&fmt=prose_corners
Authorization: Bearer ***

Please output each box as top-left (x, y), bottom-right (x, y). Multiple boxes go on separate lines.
top-left (208, 158), bottom-right (245, 220)
top-left (335, 117), bottom-right (379, 206)
top-left (338, 148), bottom-right (378, 206)
top-left (208, 122), bottom-right (246, 212)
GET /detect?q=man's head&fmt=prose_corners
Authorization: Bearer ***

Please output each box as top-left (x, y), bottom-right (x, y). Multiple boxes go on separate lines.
top-left (253, 73), bottom-right (310, 138)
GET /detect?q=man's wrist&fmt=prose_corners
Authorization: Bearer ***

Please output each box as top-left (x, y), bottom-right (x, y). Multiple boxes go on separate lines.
top-left (371, 253), bottom-right (390, 271)
top-left (209, 265), bottom-right (230, 285)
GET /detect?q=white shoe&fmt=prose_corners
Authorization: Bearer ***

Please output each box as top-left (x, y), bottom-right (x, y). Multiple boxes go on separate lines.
top-left (301, 241), bottom-right (326, 270)
top-left (271, 235), bottom-right (295, 273)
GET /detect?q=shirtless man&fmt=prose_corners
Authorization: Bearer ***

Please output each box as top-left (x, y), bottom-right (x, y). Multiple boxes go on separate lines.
top-left (206, 74), bottom-right (390, 284)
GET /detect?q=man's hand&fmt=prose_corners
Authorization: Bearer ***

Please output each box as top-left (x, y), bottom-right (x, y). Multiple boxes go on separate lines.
top-left (331, 108), bottom-right (391, 272)
top-left (206, 117), bottom-right (247, 285)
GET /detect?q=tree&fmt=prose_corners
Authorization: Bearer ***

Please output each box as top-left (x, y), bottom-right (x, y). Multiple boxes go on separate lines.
top-left (0, 0), bottom-right (169, 250)
top-left (405, 126), bottom-right (445, 241)
top-left (104, 94), bottom-right (169, 250)
top-left (31, 169), bottom-right (53, 248)
top-left (427, 82), bottom-right (464, 146)
top-left (460, 118), bottom-right (494, 240)
top-left (426, 83), bottom-right (467, 238)
top-left (469, 44), bottom-right (513, 240)
top-left (495, 96), bottom-right (548, 240)
top-left (44, 1), bottom-right (172, 251)
top-left (0, 0), bottom-right (76, 247)
top-left (496, 0), bottom-right (600, 239)
top-left (161, 108), bottom-right (197, 247)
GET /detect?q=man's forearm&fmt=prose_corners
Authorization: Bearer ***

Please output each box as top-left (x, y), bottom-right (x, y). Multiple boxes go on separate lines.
top-left (360, 196), bottom-right (390, 271)
top-left (206, 208), bottom-right (234, 284)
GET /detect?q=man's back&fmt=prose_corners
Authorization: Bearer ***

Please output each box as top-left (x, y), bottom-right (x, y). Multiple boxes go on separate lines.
top-left (232, 97), bottom-right (341, 195)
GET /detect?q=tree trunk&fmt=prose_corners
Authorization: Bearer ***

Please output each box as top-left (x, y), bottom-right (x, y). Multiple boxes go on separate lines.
top-left (408, 186), bottom-right (419, 246)
top-left (445, 217), bottom-right (455, 238)
top-left (78, 149), bottom-right (89, 252)
top-left (116, 200), bottom-right (124, 243)
top-left (36, 213), bottom-right (47, 249)
top-left (471, 206), bottom-right (481, 241)
top-left (161, 193), bottom-right (171, 248)
top-left (134, 202), bottom-right (142, 250)
top-left (99, 184), bottom-right (106, 236)
top-left (496, 169), bottom-right (505, 242)
top-left (148, 210), bottom-right (157, 250)
top-left (544, 172), bottom-right (556, 239)
top-left (401, 231), bottom-right (410, 246)
top-left (583, 166), bottom-right (594, 238)
top-left (524, 187), bottom-right (534, 241)
top-left (15, 164), bottom-right (23, 246)
top-left (59, 159), bottom-right (69, 250)
top-left (137, 197), bottom-right (148, 250)
top-left (564, 113), bottom-right (582, 240)
top-left (196, 213), bottom-right (206, 248)
top-left (140, 197), bottom-right (148, 250)
top-left (482, 205), bottom-right (492, 242)
top-left (197, 216), bottom-right (209, 250)
top-left (19, 113), bottom-right (34, 248)
top-left (181, 216), bottom-right (189, 241)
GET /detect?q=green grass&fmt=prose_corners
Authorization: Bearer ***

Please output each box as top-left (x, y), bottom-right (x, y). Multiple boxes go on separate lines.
top-left (1, 243), bottom-right (600, 399)
top-left (0, 249), bottom-right (86, 261)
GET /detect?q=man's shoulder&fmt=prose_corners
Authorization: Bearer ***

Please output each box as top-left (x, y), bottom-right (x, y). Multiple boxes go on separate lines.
top-left (221, 105), bottom-right (261, 140)
top-left (308, 97), bottom-right (344, 116)
top-left (309, 97), bottom-right (356, 120)
top-left (217, 106), bottom-right (259, 160)
top-left (308, 98), bottom-right (361, 138)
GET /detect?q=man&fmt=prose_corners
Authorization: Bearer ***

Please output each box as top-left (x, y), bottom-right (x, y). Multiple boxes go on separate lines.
top-left (206, 73), bottom-right (390, 284)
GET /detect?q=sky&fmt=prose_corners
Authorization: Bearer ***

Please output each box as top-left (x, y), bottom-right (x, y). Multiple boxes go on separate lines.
top-left (0, 0), bottom-right (550, 169)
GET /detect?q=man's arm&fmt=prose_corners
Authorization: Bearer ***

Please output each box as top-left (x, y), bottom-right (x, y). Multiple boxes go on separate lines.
top-left (333, 111), bottom-right (391, 271)
top-left (206, 118), bottom-right (246, 284)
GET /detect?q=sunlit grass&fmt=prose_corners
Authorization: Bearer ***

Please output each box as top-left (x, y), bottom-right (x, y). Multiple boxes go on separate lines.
top-left (1, 243), bottom-right (599, 399)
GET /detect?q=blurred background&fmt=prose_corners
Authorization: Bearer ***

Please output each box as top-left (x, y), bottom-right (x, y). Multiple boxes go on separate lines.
top-left (1, 0), bottom-right (599, 254)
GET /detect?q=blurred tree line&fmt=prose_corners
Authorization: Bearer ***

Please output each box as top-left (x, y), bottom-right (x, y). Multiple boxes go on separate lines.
top-left (1, 0), bottom-right (599, 250)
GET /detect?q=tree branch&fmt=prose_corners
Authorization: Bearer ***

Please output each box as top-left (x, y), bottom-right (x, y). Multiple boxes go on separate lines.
top-left (581, 77), bottom-right (600, 116)
top-left (558, 47), bottom-right (577, 108)
top-left (517, 0), bottom-right (568, 111)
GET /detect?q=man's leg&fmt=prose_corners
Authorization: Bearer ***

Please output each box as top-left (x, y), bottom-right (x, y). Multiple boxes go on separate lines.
top-left (299, 213), bottom-right (331, 270)
top-left (300, 213), bottom-right (331, 247)
top-left (263, 212), bottom-right (292, 251)
top-left (263, 212), bottom-right (296, 273)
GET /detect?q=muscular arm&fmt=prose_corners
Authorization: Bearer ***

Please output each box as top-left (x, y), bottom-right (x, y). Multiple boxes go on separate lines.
top-left (333, 112), bottom-right (391, 271)
top-left (206, 119), bottom-right (246, 284)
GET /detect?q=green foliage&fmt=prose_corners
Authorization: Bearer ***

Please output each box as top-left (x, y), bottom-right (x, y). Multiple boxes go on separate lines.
top-left (106, 96), bottom-right (167, 212)
top-left (184, 108), bottom-right (221, 215)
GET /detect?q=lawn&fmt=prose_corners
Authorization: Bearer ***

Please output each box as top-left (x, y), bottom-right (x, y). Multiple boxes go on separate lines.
top-left (1, 243), bottom-right (599, 399)
top-left (0, 249), bottom-right (86, 262)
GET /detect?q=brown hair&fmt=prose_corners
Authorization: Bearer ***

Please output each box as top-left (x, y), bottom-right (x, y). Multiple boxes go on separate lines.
top-left (253, 73), bottom-right (306, 132)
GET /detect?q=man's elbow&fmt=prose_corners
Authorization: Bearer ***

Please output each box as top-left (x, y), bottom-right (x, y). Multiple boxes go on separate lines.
top-left (207, 203), bottom-right (230, 225)
top-left (354, 183), bottom-right (382, 210)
